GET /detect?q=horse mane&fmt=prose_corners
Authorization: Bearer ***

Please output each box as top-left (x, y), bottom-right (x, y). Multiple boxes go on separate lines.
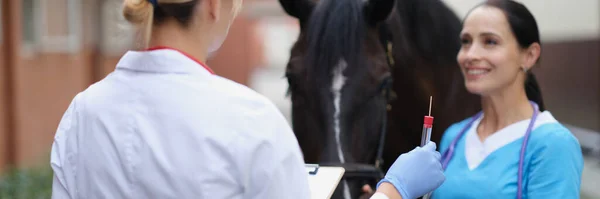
top-left (303, 0), bottom-right (464, 89)
top-left (390, 0), bottom-right (463, 67)
top-left (304, 0), bottom-right (367, 91)
top-left (384, 0), bottom-right (470, 110)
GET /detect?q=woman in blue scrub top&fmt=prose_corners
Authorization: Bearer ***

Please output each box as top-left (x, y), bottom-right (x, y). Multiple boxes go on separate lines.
top-left (432, 0), bottom-right (584, 198)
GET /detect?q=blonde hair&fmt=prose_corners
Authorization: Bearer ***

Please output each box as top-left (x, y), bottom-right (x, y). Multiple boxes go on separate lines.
top-left (122, 0), bottom-right (194, 48)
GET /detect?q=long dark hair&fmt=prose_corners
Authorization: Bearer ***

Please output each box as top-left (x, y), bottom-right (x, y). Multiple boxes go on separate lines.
top-left (482, 0), bottom-right (546, 111)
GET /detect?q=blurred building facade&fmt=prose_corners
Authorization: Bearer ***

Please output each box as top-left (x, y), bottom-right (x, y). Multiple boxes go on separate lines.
top-left (0, 0), bottom-right (293, 171)
top-left (0, 0), bottom-right (598, 177)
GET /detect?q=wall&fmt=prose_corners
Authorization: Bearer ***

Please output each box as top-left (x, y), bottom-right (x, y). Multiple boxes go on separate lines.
top-left (14, 52), bottom-right (93, 166)
top-left (1, 0), bottom-right (15, 172)
top-left (207, 16), bottom-right (265, 85)
top-left (0, 41), bottom-right (6, 171)
top-left (444, 0), bottom-right (600, 41)
top-left (0, 0), bottom-right (96, 168)
top-left (539, 40), bottom-right (599, 131)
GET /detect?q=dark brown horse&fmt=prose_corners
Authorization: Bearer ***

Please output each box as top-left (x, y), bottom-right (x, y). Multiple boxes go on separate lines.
top-left (279, 0), bottom-right (480, 198)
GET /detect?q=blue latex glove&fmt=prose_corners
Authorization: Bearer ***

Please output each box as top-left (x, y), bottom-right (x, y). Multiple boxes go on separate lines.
top-left (377, 142), bottom-right (444, 199)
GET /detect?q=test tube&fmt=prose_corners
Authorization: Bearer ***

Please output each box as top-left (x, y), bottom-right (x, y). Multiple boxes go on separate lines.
top-left (421, 115), bottom-right (434, 147)
top-left (421, 97), bottom-right (434, 199)
top-left (421, 96), bottom-right (434, 147)
top-left (421, 115), bottom-right (434, 199)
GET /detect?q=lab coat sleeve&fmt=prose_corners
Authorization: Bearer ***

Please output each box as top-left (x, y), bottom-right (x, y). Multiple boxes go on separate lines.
top-left (241, 102), bottom-right (310, 199)
top-left (51, 174), bottom-right (70, 199)
top-left (249, 145), bottom-right (310, 199)
top-left (526, 129), bottom-right (584, 198)
top-left (50, 95), bottom-right (80, 199)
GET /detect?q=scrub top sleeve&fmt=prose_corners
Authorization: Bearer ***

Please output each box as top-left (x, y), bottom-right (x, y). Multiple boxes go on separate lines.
top-left (50, 94), bottom-right (81, 199)
top-left (526, 130), bottom-right (584, 198)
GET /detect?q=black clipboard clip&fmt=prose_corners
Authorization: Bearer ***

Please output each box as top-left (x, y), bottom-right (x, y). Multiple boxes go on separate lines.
top-left (306, 164), bottom-right (319, 175)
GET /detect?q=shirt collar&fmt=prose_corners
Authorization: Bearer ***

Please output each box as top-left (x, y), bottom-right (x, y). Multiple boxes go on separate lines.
top-left (464, 111), bottom-right (558, 170)
top-left (116, 47), bottom-right (215, 75)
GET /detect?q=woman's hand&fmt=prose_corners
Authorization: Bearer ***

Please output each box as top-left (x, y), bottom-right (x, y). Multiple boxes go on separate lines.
top-left (377, 142), bottom-right (445, 199)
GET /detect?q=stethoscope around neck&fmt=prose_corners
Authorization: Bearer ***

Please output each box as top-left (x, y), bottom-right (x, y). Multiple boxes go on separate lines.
top-left (440, 101), bottom-right (540, 199)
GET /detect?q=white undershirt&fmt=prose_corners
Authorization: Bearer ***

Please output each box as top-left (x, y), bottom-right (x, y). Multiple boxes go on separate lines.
top-left (464, 111), bottom-right (557, 170)
top-left (370, 192), bottom-right (390, 199)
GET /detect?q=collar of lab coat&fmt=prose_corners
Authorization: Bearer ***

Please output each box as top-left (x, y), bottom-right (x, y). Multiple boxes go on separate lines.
top-left (116, 47), bottom-right (215, 75)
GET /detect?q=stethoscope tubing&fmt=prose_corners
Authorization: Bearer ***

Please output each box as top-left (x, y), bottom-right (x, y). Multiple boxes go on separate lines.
top-left (440, 101), bottom-right (539, 199)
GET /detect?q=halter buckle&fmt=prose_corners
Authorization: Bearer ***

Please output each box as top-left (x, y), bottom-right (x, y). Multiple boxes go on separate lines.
top-left (375, 158), bottom-right (384, 169)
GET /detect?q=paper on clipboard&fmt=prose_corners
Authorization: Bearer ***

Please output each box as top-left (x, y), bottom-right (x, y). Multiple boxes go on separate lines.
top-left (306, 164), bottom-right (345, 199)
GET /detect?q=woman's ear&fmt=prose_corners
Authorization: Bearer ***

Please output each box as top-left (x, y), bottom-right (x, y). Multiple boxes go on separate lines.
top-left (205, 0), bottom-right (221, 22)
top-left (521, 42), bottom-right (541, 69)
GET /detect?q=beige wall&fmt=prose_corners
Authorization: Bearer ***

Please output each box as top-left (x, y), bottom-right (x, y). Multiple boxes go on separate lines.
top-left (443, 0), bottom-right (600, 131)
top-left (443, 0), bottom-right (600, 42)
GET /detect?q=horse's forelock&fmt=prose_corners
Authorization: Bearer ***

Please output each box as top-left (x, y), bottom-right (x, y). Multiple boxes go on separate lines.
top-left (304, 0), bottom-right (368, 91)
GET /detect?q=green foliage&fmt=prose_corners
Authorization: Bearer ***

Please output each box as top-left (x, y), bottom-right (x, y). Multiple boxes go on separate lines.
top-left (0, 165), bottom-right (53, 199)
top-left (0, 164), bottom-right (597, 199)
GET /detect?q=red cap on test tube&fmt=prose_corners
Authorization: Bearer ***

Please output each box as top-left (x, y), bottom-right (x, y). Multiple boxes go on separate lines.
top-left (424, 116), bottom-right (434, 128)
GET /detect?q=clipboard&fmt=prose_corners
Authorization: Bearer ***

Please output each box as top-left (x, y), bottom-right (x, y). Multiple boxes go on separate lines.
top-left (306, 164), bottom-right (345, 199)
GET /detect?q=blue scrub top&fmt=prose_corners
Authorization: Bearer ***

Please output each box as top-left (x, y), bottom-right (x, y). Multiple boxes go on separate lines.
top-left (432, 111), bottom-right (584, 199)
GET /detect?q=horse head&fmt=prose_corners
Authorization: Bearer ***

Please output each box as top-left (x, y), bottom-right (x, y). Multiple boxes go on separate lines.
top-left (280, 0), bottom-right (481, 198)
top-left (280, 0), bottom-right (397, 198)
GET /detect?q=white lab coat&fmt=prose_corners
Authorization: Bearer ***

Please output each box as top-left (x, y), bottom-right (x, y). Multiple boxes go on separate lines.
top-left (50, 48), bottom-right (311, 199)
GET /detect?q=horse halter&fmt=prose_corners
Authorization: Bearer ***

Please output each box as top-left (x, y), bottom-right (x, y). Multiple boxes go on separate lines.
top-left (374, 22), bottom-right (396, 170)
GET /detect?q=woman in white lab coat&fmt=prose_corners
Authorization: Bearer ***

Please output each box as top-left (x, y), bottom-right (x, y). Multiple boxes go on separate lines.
top-left (49, 0), bottom-right (445, 198)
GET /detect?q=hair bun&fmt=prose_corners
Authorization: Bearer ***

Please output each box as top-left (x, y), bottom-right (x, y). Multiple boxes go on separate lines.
top-left (122, 0), bottom-right (154, 26)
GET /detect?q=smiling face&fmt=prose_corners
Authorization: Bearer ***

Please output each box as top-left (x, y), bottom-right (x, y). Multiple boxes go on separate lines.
top-left (457, 6), bottom-right (529, 96)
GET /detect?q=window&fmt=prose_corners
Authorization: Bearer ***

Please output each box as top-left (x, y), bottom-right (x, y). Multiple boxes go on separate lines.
top-left (22, 0), bottom-right (39, 50)
top-left (39, 0), bottom-right (82, 53)
top-left (21, 0), bottom-right (82, 54)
